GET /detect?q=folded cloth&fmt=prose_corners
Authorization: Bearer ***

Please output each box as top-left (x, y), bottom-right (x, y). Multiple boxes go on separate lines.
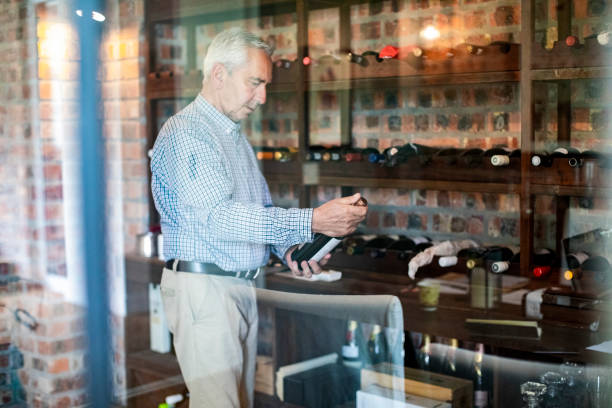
top-left (277, 270), bottom-right (342, 282)
top-left (408, 240), bottom-right (478, 279)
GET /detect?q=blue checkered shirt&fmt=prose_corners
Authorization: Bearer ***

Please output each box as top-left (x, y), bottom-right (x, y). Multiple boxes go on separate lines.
top-left (151, 95), bottom-right (313, 271)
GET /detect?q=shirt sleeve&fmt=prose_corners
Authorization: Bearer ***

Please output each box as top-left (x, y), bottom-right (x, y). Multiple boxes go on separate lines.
top-left (167, 128), bottom-right (313, 248)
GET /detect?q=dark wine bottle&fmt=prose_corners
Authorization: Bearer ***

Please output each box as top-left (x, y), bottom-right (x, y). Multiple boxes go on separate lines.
top-left (254, 146), bottom-right (274, 160)
top-left (413, 144), bottom-right (440, 166)
top-left (367, 324), bottom-right (388, 366)
top-left (342, 320), bottom-right (365, 369)
top-left (484, 246), bottom-right (514, 273)
top-left (490, 148), bottom-right (520, 166)
top-left (565, 35), bottom-right (582, 48)
top-left (532, 248), bottom-right (556, 278)
top-left (433, 147), bottom-right (461, 165)
top-left (291, 197), bottom-right (368, 266)
top-left (274, 59), bottom-right (292, 69)
top-left (581, 256), bottom-right (612, 284)
top-left (531, 146), bottom-right (580, 167)
top-left (417, 334), bottom-right (433, 371)
top-left (441, 338), bottom-right (459, 377)
top-left (489, 41), bottom-right (512, 54)
top-left (306, 145), bottom-right (325, 161)
top-left (387, 238), bottom-right (417, 260)
top-left (346, 51), bottom-right (368, 67)
top-left (581, 150), bottom-right (612, 168)
top-left (274, 147), bottom-right (297, 162)
top-left (362, 50), bottom-right (383, 62)
top-left (322, 147), bottom-right (342, 161)
top-left (383, 143), bottom-right (418, 167)
top-left (460, 148), bottom-right (485, 167)
top-left (365, 235), bottom-right (398, 258)
top-left (361, 147), bottom-right (383, 164)
top-left (566, 251), bottom-right (590, 269)
top-left (472, 343), bottom-right (489, 408)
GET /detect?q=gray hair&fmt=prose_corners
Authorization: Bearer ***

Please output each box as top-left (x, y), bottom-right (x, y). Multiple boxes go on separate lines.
top-left (203, 27), bottom-right (272, 80)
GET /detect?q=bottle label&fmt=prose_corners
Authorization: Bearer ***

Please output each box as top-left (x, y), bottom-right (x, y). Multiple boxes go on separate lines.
top-left (341, 345), bottom-right (359, 359)
top-left (311, 238), bottom-right (343, 262)
top-left (554, 147), bottom-right (569, 155)
top-left (535, 248), bottom-right (552, 255)
top-left (474, 391), bottom-right (488, 407)
top-left (531, 155), bottom-right (542, 166)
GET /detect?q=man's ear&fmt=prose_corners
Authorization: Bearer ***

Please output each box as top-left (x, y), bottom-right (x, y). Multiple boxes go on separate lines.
top-left (211, 63), bottom-right (226, 89)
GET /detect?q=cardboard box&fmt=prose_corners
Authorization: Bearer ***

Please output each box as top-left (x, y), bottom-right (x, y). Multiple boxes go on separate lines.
top-left (361, 363), bottom-right (472, 408)
top-left (357, 384), bottom-right (452, 408)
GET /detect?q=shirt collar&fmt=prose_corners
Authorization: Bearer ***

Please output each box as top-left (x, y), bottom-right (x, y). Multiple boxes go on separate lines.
top-left (195, 94), bottom-right (242, 140)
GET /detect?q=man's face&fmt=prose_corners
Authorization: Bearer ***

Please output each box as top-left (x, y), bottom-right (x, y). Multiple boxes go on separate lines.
top-left (221, 48), bottom-right (272, 122)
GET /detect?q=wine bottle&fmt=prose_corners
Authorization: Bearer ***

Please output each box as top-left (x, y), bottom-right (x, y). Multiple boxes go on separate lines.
top-left (433, 147), bottom-right (461, 165)
top-left (342, 320), bottom-right (365, 369)
top-left (417, 334), bottom-right (433, 371)
top-left (566, 251), bottom-right (590, 269)
top-left (597, 30), bottom-right (611, 46)
top-left (565, 35), bottom-right (582, 48)
top-left (367, 324), bottom-right (388, 366)
top-left (485, 246), bottom-right (514, 273)
top-left (362, 50), bottom-right (384, 62)
top-left (254, 146), bottom-right (274, 160)
top-left (531, 146), bottom-right (580, 167)
top-left (274, 147), bottom-right (297, 162)
top-left (581, 150), bottom-right (612, 168)
top-left (491, 148), bottom-right (520, 166)
top-left (306, 145), bottom-right (325, 161)
top-left (490, 41), bottom-right (512, 54)
top-left (413, 144), bottom-right (440, 166)
top-left (361, 147), bottom-right (383, 164)
top-left (472, 343), bottom-right (489, 408)
top-left (346, 51), bottom-right (368, 67)
top-left (441, 338), bottom-right (459, 377)
top-left (274, 59), bottom-right (292, 69)
top-left (438, 255), bottom-right (458, 267)
top-left (343, 147), bottom-right (363, 162)
top-left (581, 256), bottom-right (612, 284)
top-left (460, 148), bottom-right (485, 167)
top-left (322, 147), bottom-right (342, 161)
top-left (291, 197), bottom-right (368, 265)
top-left (383, 143), bottom-right (418, 167)
top-left (532, 248), bottom-right (556, 278)
top-left (365, 235), bottom-right (398, 258)
top-left (466, 44), bottom-right (485, 55)
top-left (387, 238), bottom-right (417, 260)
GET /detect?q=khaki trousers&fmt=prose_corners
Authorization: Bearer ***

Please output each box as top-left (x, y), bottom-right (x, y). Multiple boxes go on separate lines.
top-left (160, 265), bottom-right (258, 408)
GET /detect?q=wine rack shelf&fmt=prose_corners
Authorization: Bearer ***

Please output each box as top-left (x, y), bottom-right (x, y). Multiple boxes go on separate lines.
top-left (531, 39), bottom-right (612, 71)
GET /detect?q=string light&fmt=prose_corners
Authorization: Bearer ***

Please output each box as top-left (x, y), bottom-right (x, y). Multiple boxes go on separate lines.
top-left (420, 25), bottom-right (440, 41)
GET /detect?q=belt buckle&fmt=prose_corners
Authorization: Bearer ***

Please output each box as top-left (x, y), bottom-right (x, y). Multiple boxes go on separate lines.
top-left (238, 268), bottom-right (260, 280)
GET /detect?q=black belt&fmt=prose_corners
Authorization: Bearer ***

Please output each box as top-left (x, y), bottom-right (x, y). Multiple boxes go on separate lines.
top-left (165, 259), bottom-right (261, 280)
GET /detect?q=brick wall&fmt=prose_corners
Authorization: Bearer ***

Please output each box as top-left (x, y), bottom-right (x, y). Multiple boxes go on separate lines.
top-left (0, 0), bottom-right (146, 405)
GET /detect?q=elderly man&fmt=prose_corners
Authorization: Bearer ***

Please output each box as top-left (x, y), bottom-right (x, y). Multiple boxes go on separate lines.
top-left (151, 28), bottom-right (367, 407)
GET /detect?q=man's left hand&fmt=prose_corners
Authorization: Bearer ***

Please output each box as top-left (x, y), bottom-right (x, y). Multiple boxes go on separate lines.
top-left (285, 245), bottom-right (332, 279)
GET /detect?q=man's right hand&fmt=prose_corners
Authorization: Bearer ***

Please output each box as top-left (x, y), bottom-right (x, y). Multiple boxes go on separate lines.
top-left (312, 193), bottom-right (368, 237)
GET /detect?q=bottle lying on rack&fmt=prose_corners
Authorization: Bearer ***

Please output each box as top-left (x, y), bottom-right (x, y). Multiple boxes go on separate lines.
top-left (580, 150), bottom-right (612, 168)
top-left (382, 144), bottom-right (419, 167)
top-left (321, 147), bottom-right (342, 161)
top-left (581, 256), bottom-right (612, 284)
top-left (459, 148), bottom-right (487, 168)
top-left (273, 147), bottom-right (297, 162)
top-left (532, 248), bottom-right (556, 278)
top-left (490, 148), bottom-right (521, 166)
top-left (342, 147), bottom-right (363, 162)
top-left (254, 146), bottom-right (275, 160)
top-left (365, 235), bottom-right (399, 258)
top-left (414, 144), bottom-right (441, 166)
top-left (565, 35), bottom-right (582, 48)
top-left (563, 227), bottom-right (612, 247)
top-left (387, 237), bottom-right (419, 260)
top-left (274, 59), bottom-right (293, 69)
top-left (597, 30), bottom-right (611, 46)
top-left (489, 41), bottom-right (512, 54)
top-left (465, 246), bottom-right (514, 272)
top-left (433, 147), bottom-right (461, 165)
top-left (291, 197), bottom-right (368, 265)
top-left (361, 147), bottom-right (384, 164)
top-left (343, 234), bottom-right (377, 255)
top-left (531, 146), bottom-right (581, 167)
top-left (306, 145), bottom-right (325, 161)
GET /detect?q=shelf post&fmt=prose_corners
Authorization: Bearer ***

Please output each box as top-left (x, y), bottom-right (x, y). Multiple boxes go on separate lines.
top-left (520, 0), bottom-right (536, 276)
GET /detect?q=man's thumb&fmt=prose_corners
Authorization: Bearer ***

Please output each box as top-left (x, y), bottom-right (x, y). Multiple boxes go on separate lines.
top-left (338, 192), bottom-right (361, 204)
